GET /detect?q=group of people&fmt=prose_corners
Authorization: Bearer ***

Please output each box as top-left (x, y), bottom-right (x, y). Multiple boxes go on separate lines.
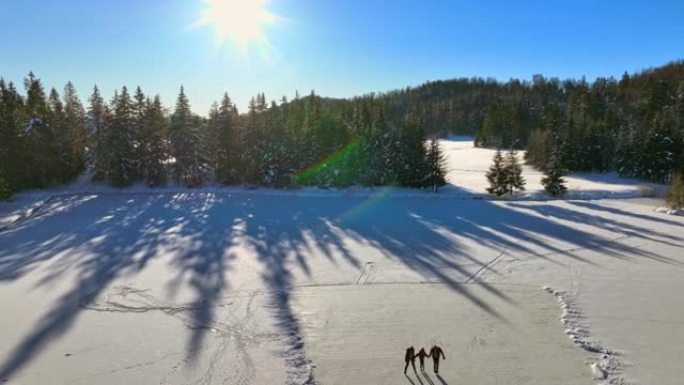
top-left (404, 345), bottom-right (445, 375)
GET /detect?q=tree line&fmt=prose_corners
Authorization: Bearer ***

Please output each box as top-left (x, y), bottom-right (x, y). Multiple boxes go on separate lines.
top-left (0, 73), bottom-right (447, 199)
top-left (368, 61), bottom-right (684, 184)
top-left (3, 60), bottom-right (684, 202)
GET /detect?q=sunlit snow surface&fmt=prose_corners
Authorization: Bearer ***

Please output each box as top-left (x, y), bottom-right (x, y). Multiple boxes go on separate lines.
top-left (0, 140), bottom-right (682, 385)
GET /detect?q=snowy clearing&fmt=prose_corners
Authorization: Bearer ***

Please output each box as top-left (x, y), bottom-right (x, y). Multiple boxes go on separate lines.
top-left (0, 140), bottom-right (682, 385)
top-left (439, 137), bottom-right (666, 200)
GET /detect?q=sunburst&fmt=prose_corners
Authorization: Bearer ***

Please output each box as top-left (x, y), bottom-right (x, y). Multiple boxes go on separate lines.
top-left (196, 0), bottom-right (277, 49)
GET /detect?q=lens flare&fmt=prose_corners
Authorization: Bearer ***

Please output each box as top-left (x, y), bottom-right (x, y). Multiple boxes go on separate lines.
top-left (196, 0), bottom-right (277, 49)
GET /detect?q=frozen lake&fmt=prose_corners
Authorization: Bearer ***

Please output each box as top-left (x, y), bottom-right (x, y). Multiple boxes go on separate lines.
top-left (0, 141), bottom-right (682, 385)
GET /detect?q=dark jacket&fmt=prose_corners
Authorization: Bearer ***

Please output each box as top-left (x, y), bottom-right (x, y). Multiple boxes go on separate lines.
top-left (405, 347), bottom-right (416, 362)
top-left (429, 346), bottom-right (445, 360)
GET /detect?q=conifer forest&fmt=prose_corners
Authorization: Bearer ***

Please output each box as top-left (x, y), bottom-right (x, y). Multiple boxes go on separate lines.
top-left (2, 61), bottom-right (684, 199)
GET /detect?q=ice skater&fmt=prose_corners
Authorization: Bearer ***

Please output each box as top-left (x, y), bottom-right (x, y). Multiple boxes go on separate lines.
top-left (416, 347), bottom-right (430, 372)
top-left (404, 346), bottom-right (417, 374)
top-left (429, 345), bottom-right (445, 374)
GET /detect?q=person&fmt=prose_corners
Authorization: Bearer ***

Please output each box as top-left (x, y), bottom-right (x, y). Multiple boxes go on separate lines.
top-left (429, 345), bottom-right (446, 374)
top-left (416, 347), bottom-right (430, 372)
top-left (404, 346), bottom-right (416, 374)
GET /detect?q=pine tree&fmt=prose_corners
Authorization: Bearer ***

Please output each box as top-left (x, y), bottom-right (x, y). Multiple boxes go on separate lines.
top-left (425, 139), bottom-right (447, 192)
top-left (107, 86), bottom-right (138, 186)
top-left (23, 72), bottom-right (55, 187)
top-left (504, 148), bottom-right (526, 195)
top-left (87, 86), bottom-right (110, 182)
top-left (132, 86), bottom-right (147, 178)
top-left (206, 102), bottom-right (221, 176)
top-left (541, 137), bottom-right (568, 197)
top-left (0, 79), bottom-right (28, 193)
top-left (486, 149), bottom-right (509, 196)
top-left (47, 87), bottom-right (70, 183)
top-left (393, 116), bottom-right (428, 187)
top-left (62, 82), bottom-right (87, 179)
top-left (215, 93), bottom-right (241, 184)
top-left (141, 95), bottom-right (168, 186)
top-left (241, 96), bottom-right (262, 184)
top-left (170, 87), bottom-right (208, 187)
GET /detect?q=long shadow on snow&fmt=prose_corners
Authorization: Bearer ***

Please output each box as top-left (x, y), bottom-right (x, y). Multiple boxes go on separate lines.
top-left (0, 190), bottom-right (682, 381)
top-left (0, 193), bottom-right (238, 380)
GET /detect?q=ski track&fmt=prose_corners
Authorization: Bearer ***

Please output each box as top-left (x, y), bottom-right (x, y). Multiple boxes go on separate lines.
top-left (80, 286), bottom-right (263, 385)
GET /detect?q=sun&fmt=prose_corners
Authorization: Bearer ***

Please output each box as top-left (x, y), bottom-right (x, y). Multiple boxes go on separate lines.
top-left (197, 0), bottom-right (277, 48)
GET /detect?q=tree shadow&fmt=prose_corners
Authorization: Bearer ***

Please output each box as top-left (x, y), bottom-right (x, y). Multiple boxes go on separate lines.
top-left (0, 191), bottom-right (682, 381)
top-left (565, 172), bottom-right (645, 186)
top-left (569, 200), bottom-right (684, 228)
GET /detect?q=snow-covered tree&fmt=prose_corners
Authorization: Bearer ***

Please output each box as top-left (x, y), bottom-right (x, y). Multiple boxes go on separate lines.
top-left (170, 87), bottom-right (209, 187)
top-left (425, 139), bottom-right (447, 192)
top-left (541, 137), bottom-right (567, 197)
top-left (505, 148), bottom-right (526, 195)
top-left (47, 87), bottom-right (70, 183)
top-left (141, 95), bottom-right (168, 186)
top-left (23, 73), bottom-right (55, 187)
top-left (486, 149), bottom-right (508, 196)
top-left (87, 86), bottom-right (110, 182)
top-left (214, 93), bottom-right (241, 184)
top-left (107, 86), bottom-right (139, 187)
top-left (0, 79), bottom-right (27, 194)
top-left (132, 86), bottom-right (147, 178)
top-left (62, 82), bottom-right (87, 179)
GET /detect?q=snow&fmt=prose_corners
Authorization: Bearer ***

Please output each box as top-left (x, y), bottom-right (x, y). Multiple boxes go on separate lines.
top-left (544, 286), bottom-right (627, 384)
top-left (0, 139), bottom-right (682, 385)
top-left (0, 138), bottom-right (667, 208)
top-left (439, 137), bottom-right (667, 200)
top-left (654, 206), bottom-right (684, 216)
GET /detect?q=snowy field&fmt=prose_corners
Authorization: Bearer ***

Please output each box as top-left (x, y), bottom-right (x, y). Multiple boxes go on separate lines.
top-left (439, 137), bottom-right (665, 199)
top-left (0, 140), bottom-right (682, 385)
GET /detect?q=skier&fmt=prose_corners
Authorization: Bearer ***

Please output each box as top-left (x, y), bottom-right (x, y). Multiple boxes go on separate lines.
top-left (429, 345), bottom-right (446, 374)
top-left (416, 347), bottom-right (430, 372)
top-left (404, 346), bottom-right (416, 374)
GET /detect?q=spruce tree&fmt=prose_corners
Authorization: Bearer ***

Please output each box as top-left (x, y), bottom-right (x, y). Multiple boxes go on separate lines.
top-left (48, 87), bottom-right (69, 183)
top-left (108, 86), bottom-right (138, 187)
top-left (170, 87), bottom-right (208, 187)
top-left (0, 80), bottom-right (27, 193)
top-left (541, 137), bottom-right (567, 197)
top-left (505, 148), bottom-right (526, 195)
top-left (206, 102), bottom-right (221, 177)
top-left (486, 149), bottom-right (509, 196)
top-left (87, 86), bottom-right (110, 182)
top-left (62, 82), bottom-right (87, 179)
top-left (141, 95), bottom-right (168, 186)
top-left (23, 72), bottom-right (55, 187)
top-left (393, 116), bottom-right (429, 187)
top-left (132, 86), bottom-right (147, 177)
top-left (241, 96), bottom-right (262, 184)
top-left (425, 138), bottom-right (447, 192)
top-left (215, 93), bottom-right (241, 184)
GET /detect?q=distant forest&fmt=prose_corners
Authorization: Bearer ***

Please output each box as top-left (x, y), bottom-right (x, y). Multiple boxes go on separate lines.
top-left (2, 61), bottom-right (684, 198)
top-left (380, 61), bottom-right (684, 183)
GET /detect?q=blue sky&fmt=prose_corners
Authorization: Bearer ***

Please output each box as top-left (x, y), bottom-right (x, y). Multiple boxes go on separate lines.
top-left (1, 0), bottom-right (683, 114)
